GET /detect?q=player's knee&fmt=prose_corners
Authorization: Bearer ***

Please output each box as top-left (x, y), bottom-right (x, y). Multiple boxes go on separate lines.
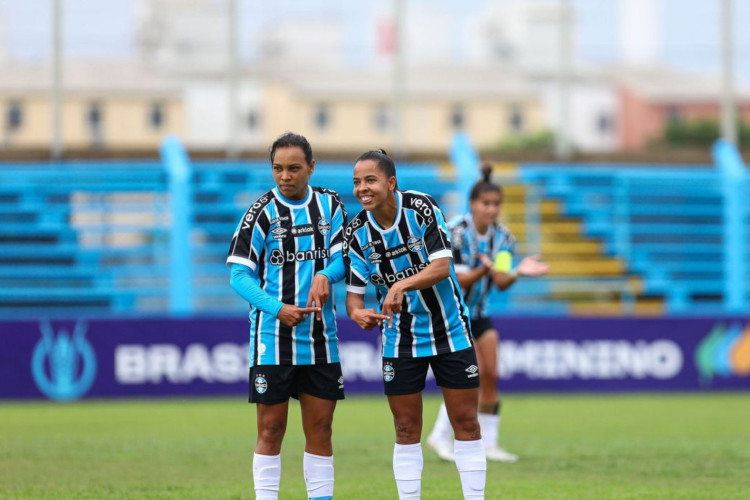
top-left (393, 419), bottom-right (421, 443)
top-left (451, 414), bottom-right (481, 440)
top-left (258, 419), bottom-right (287, 443)
top-left (306, 418), bottom-right (333, 440)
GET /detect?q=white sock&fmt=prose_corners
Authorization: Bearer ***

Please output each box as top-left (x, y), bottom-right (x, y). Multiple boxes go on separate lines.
top-left (393, 442), bottom-right (423, 500)
top-left (253, 452), bottom-right (281, 500)
top-left (478, 413), bottom-right (499, 449)
top-left (304, 452), bottom-right (334, 500)
top-left (454, 439), bottom-right (486, 500)
top-left (428, 402), bottom-right (453, 442)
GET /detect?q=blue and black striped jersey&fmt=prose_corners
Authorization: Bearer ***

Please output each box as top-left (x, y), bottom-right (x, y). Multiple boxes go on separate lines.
top-left (344, 190), bottom-right (473, 358)
top-left (449, 213), bottom-right (516, 319)
top-left (227, 186), bottom-right (347, 366)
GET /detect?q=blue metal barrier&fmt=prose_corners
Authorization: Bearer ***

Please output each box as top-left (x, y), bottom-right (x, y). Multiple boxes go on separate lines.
top-left (713, 139), bottom-right (749, 312)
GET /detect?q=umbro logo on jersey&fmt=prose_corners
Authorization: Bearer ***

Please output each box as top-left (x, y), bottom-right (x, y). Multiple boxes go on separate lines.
top-left (465, 365), bottom-right (479, 378)
top-left (368, 252), bottom-right (382, 264)
top-left (271, 227), bottom-right (287, 240)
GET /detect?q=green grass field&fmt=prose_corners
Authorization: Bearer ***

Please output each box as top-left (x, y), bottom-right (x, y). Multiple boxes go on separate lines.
top-left (1, 394), bottom-right (749, 499)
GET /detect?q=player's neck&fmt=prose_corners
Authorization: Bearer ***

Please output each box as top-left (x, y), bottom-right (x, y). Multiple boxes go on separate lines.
top-left (472, 213), bottom-right (489, 235)
top-left (372, 192), bottom-right (398, 229)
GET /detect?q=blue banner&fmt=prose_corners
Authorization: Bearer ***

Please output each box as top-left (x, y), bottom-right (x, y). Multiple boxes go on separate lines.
top-left (1, 317), bottom-right (749, 400)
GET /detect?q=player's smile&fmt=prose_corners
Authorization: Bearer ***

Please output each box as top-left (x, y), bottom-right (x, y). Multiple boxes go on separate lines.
top-left (353, 160), bottom-right (392, 210)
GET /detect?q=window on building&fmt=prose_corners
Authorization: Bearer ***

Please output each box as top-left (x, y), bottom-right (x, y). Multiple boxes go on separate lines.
top-left (374, 103), bottom-right (390, 132)
top-left (247, 109), bottom-right (260, 131)
top-left (87, 101), bottom-right (104, 146)
top-left (149, 102), bottom-right (165, 130)
top-left (451, 104), bottom-right (465, 130)
top-left (314, 103), bottom-right (330, 131)
top-left (509, 105), bottom-right (524, 132)
top-left (6, 100), bottom-right (23, 131)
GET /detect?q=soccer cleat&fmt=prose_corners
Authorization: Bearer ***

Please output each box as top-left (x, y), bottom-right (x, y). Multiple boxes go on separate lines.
top-left (426, 436), bottom-right (455, 462)
top-left (485, 445), bottom-right (519, 463)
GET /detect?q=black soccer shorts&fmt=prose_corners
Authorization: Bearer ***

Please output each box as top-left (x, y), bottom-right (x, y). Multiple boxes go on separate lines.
top-left (248, 363), bottom-right (345, 404)
top-left (470, 315), bottom-right (495, 341)
top-left (381, 347), bottom-right (480, 396)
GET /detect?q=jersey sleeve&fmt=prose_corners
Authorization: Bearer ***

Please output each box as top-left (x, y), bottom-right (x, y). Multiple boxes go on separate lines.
top-left (329, 194), bottom-right (348, 256)
top-left (226, 207), bottom-right (270, 272)
top-left (421, 197), bottom-right (453, 262)
top-left (343, 229), bottom-right (370, 294)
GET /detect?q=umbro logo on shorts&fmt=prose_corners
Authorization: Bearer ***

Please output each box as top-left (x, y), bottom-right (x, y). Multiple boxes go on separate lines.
top-left (338, 376), bottom-right (344, 389)
top-left (465, 365), bottom-right (479, 378)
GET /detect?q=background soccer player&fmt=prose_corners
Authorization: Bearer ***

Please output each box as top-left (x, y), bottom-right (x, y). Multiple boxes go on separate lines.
top-left (427, 163), bottom-right (549, 463)
top-left (344, 149), bottom-right (487, 500)
top-left (227, 132), bottom-right (348, 500)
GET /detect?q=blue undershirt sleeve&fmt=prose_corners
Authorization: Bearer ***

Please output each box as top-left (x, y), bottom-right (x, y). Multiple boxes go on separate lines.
top-left (317, 251), bottom-right (346, 284)
top-left (230, 263), bottom-right (284, 317)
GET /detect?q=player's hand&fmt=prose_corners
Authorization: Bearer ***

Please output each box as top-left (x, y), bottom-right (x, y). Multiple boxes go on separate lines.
top-left (516, 254), bottom-right (549, 277)
top-left (277, 304), bottom-right (321, 327)
top-left (381, 283), bottom-right (405, 327)
top-left (307, 274), bottom-right (330, 321)
top-left (478, 254), bottom-right (494, 271)
top-left (351, 308), bottom-right (390, 330)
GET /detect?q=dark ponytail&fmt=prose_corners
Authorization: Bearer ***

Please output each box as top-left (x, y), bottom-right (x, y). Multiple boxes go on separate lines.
top-left (469, 162), bottom-right (502, 201)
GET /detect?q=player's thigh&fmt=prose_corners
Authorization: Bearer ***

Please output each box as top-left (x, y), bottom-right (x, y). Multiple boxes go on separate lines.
top-left (474, 328), bottom-right (499, 377)
top-left (441, 386), bottom-right (480, 439)
top-left (298, 392), bottom-right (337, 436)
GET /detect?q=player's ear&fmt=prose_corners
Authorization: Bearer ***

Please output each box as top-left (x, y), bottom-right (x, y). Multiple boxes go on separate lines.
top-left (308, 159), bottom-right (315, 175)
top-left (388, 175), bottom-right (396, 191)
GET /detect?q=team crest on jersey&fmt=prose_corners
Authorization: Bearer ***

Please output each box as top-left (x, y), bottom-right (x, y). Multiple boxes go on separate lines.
top-left (407, 235), bottom-right (423, 252)
top-left (383, 364), bottom-right (395, 382)
top-left (271, 226), bottom-right (287, 240)
top-left (370, 274), bottom-right (386, 286)
top-left (255, 376), bottom-right (268, 393)
top-left (368, 252), bottom-right (382, 264)
top-left (318, 218), bottom-right (331, 235)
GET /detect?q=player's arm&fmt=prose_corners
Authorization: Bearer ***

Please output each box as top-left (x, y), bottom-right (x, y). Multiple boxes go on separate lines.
top-left (382, 197), bottom-right (454, 319)
top-left (455, 263), bottom-right (492, 289)
top-left (346, 291), bottom-right (388, 330)
top-left (490, 251), bottom-right (549, 290)
top-left (230, 264), bottom-right (318, 327)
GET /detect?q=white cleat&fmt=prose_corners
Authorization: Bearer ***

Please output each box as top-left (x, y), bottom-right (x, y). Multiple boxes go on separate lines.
top-left (426, 436), bottom-right (455, 462)
top-left (485, 445), bottom-right (519, 462)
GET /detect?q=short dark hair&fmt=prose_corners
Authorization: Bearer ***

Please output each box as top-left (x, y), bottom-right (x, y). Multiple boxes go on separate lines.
top-left (269, 132), bottom-right (314, 164)
top-left (355, 149), bottom-right (397, 188)
top-left (469, 162), bottom-right (502, 201)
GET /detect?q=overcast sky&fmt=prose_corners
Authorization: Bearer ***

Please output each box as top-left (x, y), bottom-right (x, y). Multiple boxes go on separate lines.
top-left (2, 0), bottom-right (750, 82)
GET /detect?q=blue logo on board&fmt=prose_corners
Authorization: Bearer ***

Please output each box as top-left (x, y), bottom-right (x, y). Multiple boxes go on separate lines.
top-left (31, 321), bottom-right (97, 401)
